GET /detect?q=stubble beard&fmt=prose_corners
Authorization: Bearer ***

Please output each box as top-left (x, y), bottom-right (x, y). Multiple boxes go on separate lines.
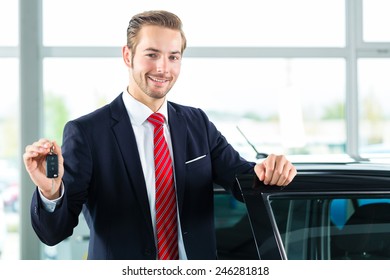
top-left (133, 72), bottom-right (174, 101)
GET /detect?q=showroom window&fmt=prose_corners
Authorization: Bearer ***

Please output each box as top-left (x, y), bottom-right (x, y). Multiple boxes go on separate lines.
top-left (41, 0), bottom-right (348, 158)
top-left (358, 59), bottom-right (390, 156)
top-left (1, 0), bottom-right (389, 260)
top-left (358, 0), bottom-right (390, 157)
top-left (362, 0), bottom-right (390, 42)
top-left (0, 0), bottom-right (19, 260)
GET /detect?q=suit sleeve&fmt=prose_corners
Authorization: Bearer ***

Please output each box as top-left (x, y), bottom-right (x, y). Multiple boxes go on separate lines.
top-left (30, 120), bottom-right (91, 246)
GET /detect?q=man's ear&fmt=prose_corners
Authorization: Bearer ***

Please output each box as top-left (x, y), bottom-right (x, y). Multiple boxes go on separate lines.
top-left (122, 45), bottom-right (132, 67)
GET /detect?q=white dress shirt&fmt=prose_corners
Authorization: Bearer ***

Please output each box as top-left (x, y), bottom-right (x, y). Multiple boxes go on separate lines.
top-left (122, 89), bottom-right (188, 259)
top-left (40, 89), bottom-right (188, 259)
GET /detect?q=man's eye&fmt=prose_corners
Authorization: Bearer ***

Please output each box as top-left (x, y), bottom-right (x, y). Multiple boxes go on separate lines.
top-left (146, 53), bottom-right (157, 58)
top-left (170, 56), bottom-right (180, 61)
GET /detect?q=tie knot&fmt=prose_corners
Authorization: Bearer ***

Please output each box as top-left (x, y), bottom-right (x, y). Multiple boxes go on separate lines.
top-left (147, 112), bottom-right (165, 128)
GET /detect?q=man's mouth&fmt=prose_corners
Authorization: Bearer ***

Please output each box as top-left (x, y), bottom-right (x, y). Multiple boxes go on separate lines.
top-left (148, 76), bottom-right (169, 84)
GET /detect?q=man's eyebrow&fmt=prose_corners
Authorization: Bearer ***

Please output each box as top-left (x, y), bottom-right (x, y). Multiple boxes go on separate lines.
top-left (171, 50), bottom-right (182, 56)
top-left (144, 48), bottom-right (181, 55)
top-left (144, 48), bottom-right (161, 53)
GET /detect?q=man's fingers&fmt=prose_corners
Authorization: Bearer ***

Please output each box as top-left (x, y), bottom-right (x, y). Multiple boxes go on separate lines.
top-left (254, 163), bottom-right (263, 181)
top-left (52, 140), bottom-right (63, 162)
top-left (254, 154), bottom-right (296, 187)
top-left (25, 138), bottom-right (52, 156)
top-left (275, 164), bottom-right (297, 186)
top-left (23, 139), bottom-right (60, 172)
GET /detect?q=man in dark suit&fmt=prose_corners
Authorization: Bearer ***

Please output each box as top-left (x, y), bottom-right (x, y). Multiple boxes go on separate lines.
top-left (23, 10), bottom-right (296, 259)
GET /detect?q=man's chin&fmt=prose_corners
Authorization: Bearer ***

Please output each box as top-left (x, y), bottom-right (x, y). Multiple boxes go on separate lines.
top-left (148, 91), bottom-right (169, 100)
top-left (147, 87), bottom-right (172, 98)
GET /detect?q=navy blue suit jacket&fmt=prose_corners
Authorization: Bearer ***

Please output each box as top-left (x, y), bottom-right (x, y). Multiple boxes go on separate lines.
top-left (31, 93), bottom-right (255, 259)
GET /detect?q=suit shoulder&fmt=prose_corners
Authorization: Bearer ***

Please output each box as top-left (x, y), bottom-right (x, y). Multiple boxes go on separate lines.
top-left (168, 101), bottom-right (208, 121)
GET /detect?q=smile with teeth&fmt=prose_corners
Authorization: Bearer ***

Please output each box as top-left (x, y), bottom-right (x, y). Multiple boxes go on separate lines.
top-left (149, 76), bottom-right (169, 83)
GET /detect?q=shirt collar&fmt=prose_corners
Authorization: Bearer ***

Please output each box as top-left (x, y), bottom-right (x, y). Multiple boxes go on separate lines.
top-left (122, 88), bottom-right (169, 126)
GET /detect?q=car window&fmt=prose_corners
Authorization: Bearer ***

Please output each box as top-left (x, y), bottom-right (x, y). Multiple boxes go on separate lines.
top-left (270, 196), bottom-right (390, 260)
top-left (214, 191), bottom-right (258, 260)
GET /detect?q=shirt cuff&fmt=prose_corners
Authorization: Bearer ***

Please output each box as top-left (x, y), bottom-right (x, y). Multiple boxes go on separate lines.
top-left (38, 182), bottom-right (65, 213)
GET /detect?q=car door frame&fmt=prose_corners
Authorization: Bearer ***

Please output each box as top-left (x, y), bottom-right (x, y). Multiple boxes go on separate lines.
top-left (235, 164), bottom-right (390, 260)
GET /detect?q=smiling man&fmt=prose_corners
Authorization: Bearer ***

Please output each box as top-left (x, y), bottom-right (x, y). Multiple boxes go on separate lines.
top-left (123, 25), bottom-right (182, 108)
top-left (23, 10), bottom-right (296, 260)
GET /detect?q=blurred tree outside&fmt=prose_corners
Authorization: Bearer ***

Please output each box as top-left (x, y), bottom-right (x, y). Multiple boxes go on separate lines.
top-left (322, 101), bottom-right (345, 120)
top-left (362, 91), bottom-right (385, 145)
top-left (0, 117), bottom-right (18, 160)
top-left (44, 91), bottom-right (69, 146)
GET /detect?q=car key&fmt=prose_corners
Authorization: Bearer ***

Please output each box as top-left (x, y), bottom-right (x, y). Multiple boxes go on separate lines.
top-left (46, 146), bottom-right (58, 178)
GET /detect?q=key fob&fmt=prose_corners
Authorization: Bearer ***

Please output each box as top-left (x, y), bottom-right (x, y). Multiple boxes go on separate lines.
top-left (46, 151), bottom-right (58, 178)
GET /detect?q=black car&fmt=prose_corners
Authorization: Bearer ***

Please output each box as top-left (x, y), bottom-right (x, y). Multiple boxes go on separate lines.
top-left (43, 160), bottom-right (390, 260)
top-left (215, 160), bottom-right (390, 260)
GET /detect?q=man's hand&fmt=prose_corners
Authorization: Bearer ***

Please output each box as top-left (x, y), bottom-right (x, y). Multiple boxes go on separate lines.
top-left (23, 138), bottom-right (64, 199)
top-left (254, 154), bottom-right (296, 187)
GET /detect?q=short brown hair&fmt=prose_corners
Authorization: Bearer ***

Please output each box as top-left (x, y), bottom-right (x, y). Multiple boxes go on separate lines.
top-left (127, 10), bottom-right (187, 56)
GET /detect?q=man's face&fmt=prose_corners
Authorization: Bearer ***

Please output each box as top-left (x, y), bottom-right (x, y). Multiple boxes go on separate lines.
top-left (128, 25), bottom-right (182, 102)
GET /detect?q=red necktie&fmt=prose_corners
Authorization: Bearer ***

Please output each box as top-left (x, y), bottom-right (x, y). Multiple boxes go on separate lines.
top-left (147, 113), bottom-right (179, 260)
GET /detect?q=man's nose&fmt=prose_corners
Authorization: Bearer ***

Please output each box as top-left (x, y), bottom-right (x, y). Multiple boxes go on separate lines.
top-left (156, 57), bottom-right (168, 73)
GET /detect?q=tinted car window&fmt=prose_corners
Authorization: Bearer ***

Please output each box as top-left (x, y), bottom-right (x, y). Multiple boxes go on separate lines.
top-left (214, 191), bottom-right (257, 260)
top-left (270, 197), bottom-right (390, 260)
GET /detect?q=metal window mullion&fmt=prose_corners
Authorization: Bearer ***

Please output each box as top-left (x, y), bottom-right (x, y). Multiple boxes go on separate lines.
top-left (0, 47), bottom-right (18, 57)
top-left (184, 47), bottom-right (347, 58)
top-left (345, 0), bottom-right (362, 159)
top-left (42, 46), bottom-right (121, 57)
top-left (19, 0), bottom-right (43, 260)
top-left (42, 46), bottom-right (348, 58)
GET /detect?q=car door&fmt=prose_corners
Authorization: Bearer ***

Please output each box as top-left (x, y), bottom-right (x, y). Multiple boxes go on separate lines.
top-left (234, 165), bottom-right (390, 260)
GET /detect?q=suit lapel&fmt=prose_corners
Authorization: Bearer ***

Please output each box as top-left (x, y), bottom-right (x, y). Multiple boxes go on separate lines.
top-left (109, 95), bottom-right (153, 233)
top-left (108, 97), bottom-right (188, 233)
top-left (168, 103), bottom-right (187, 214)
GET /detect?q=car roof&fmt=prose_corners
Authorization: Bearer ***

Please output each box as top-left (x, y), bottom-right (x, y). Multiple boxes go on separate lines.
top-left (285, 154), bottom-right (390, 174)
top-left (236, 159), bottom-right (390, 195)
top-left (295, 161), bottom-right (390, 172)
